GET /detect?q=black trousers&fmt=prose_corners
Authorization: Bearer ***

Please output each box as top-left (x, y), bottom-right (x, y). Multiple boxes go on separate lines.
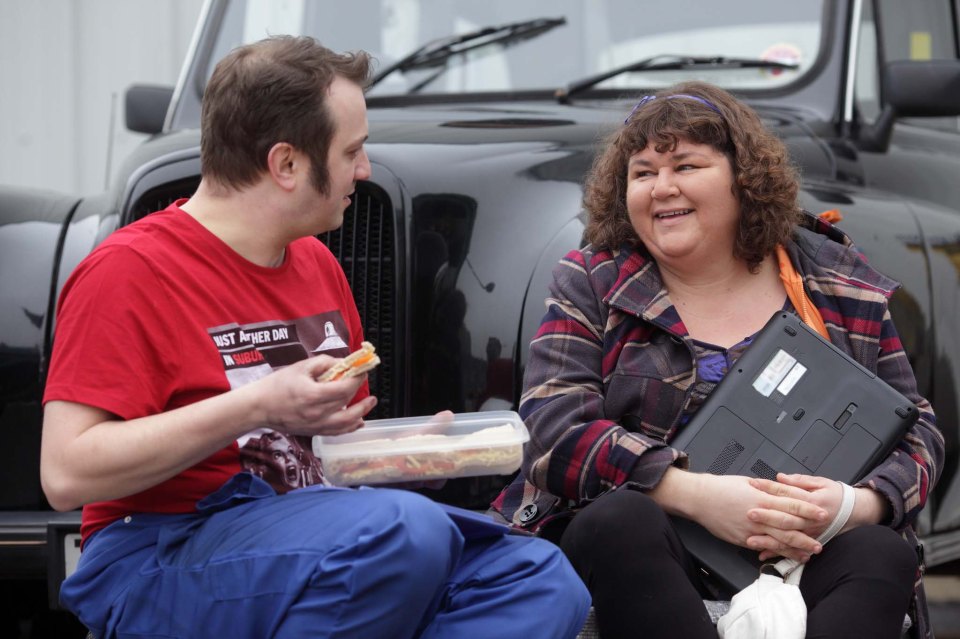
top-left (543, 488), bottom-right (917, 639)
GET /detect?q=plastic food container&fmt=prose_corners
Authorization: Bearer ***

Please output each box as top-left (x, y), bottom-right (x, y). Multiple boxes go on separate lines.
top-left (313, 410), bottom-right (529, 486)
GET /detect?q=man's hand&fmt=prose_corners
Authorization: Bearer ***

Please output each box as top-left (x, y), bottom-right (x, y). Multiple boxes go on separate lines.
top-left (41, 354), bottom-right (379, 510)
top-left (248, 355), bottom-right (377, 437)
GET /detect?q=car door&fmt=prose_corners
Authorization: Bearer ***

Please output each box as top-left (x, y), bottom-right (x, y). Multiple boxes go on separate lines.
top-left (852, 0), bottom-right (960, 544)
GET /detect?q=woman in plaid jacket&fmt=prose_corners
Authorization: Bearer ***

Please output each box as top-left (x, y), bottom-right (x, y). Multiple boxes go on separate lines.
top-left (490, 81), bottom-right (942, 639)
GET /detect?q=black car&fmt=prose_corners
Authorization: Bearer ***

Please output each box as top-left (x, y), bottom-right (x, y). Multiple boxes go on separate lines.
top-left (2, 0), bottom-right (960, 633)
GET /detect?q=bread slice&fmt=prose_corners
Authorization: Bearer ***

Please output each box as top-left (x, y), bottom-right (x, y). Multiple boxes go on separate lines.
top-left (319, 341), bottom-right (381, 381)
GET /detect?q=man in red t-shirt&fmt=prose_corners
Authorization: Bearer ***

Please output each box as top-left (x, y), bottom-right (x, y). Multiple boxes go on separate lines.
top-left (40, 35), bottom-right (588, 639)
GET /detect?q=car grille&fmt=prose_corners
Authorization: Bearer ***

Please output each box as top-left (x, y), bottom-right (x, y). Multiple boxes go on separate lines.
top-left (128, 177), bottom-right (201, 222)
top-left (317, 181), bottom-right (396, 419)
top-left (129, 179), bottom-right (397, 419)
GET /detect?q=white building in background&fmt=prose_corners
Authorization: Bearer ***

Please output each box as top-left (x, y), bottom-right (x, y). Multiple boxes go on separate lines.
top-left (0, 0), bottom-right (204, 196)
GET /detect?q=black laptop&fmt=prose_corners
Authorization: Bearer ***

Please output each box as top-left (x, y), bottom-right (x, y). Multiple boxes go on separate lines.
top-left (669, 311), bottom-right (919, 593)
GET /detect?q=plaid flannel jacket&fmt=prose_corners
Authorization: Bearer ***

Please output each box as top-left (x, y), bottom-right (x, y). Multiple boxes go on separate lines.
top-left (491, 215), bottom-right (942, 543)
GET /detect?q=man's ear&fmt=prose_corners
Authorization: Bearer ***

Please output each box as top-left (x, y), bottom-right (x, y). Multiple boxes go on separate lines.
top-left (265, 142), bottom-right (302, 191)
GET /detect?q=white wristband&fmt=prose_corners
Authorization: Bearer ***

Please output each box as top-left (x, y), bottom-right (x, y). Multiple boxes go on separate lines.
top-left (816, 481), bottom-right (856, 546)
top-left (773, 481), bottom-right (856, 581)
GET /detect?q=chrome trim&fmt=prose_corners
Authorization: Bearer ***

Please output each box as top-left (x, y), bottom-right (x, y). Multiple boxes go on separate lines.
top-left (843, 0), bottom-right (863, 125)
top-left (163, 0), bottom-right (214, 132)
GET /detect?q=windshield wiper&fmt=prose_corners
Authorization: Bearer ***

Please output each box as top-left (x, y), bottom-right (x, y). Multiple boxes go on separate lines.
top-left (555, 55), bottom-right (799, 103)
top-left (369, 16), bottom-right (567, 93)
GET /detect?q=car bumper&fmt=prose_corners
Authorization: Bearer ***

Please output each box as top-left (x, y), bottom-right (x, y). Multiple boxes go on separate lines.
top-left (0, 510), bottom-right (81, 608)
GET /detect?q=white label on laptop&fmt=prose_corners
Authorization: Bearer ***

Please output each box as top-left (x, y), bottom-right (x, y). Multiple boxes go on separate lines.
top-left (776, 362), bottom-right (807, 396)
top-left (753, 349), bottom-right (797, 397)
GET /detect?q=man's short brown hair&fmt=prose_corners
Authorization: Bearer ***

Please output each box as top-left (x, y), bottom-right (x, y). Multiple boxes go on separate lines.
top-left (583, 81), bottom-right (802, 271)
top-left (200, 35), bottom-right (371, 194)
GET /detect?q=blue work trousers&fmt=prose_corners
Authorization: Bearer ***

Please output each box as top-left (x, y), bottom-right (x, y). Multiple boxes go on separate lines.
top-left (62, 474), bottom-right (589, 638)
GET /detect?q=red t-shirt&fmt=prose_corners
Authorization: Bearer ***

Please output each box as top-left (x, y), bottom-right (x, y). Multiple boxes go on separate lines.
top-left (44, 201), bottom-right (368, 541)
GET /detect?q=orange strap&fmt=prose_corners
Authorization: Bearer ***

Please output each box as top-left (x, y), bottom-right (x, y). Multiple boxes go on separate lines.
top-left (773, 209), bottom-right (840, 340)
top-left (818, 209), bottom-right (843, 224)
top-left (776, 244), bottom-right (829, 340)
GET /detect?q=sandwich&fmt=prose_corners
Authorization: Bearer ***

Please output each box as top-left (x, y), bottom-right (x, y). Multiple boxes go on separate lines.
top-left (319, 341), bottom-right (381, 381)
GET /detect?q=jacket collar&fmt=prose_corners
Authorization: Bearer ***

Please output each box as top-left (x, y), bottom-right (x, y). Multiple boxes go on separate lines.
top-left (791, 211), bottom-right (899, 298)
top-left (595, 210), bottom-right (898, 337)
top-left (598, 244), bottom-right (686, 337)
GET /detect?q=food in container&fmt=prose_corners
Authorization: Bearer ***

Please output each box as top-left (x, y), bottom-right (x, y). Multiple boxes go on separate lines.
top-left (313, 410), bottom-right (529, 486)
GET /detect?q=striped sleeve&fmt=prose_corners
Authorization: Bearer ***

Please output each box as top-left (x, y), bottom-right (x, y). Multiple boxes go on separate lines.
top-left (519, 251), bottom-right (681, 502)
top-left (858, 308), bottom-right (944, 530)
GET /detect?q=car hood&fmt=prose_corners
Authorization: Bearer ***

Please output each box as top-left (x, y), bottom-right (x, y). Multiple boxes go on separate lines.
top-left (364, 98), bottom-right (840, 180)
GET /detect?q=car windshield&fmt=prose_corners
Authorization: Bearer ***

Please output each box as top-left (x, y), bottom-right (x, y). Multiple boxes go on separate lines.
top-left (206, 0), bottom-right (825, 97)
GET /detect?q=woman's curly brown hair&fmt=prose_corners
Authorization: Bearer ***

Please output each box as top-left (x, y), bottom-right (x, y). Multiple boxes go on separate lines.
top-left (583, 81), bottom-right (802, 271)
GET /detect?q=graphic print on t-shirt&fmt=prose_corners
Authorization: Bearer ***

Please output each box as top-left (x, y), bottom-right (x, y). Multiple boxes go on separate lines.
top-left (313, 320), bottom-right (349, 352)
top-left (207, 311), bottom-right (352, 493)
